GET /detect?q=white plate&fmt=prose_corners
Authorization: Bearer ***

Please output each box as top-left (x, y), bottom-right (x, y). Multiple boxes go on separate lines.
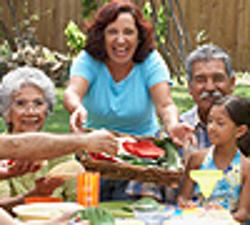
top-left (115, 218), bottom-right (145, 225)
top-left (13, 202), bottom-right (84, 221)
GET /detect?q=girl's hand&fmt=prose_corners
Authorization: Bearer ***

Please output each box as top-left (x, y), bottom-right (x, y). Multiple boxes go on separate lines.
top-left (70, 105), bottom-right (88, 132)
top-left (232, 208), bottom-right (250, 223)
top-left (85, 129), bottom-right (118, 156)
top-left (177, 196), bottom-right (198, 209)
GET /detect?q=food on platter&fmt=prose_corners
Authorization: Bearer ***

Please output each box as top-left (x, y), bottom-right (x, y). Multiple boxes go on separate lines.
top-left (81, 135), bottom-right (183, 186)
top-left (120, 138), bottom-right (165, 159)
top-left (13, 202), bottom-right (84, 222)
top-left (0, 160), bottom-right (47, 173)
top-left (0, 159), bottom-right (16, 170)
top-left (47, 160), bottom-right (85, 180)
top-left (90, 137), bottom-right (181, 168)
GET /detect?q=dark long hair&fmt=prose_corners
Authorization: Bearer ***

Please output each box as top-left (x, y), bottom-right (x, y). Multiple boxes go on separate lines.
top-left (85, 0), bottom-right (155, 63)
top-left (214, 95), bottom-right (250, 156)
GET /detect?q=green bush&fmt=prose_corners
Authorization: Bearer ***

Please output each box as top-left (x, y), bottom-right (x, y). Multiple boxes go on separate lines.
top-left (64, 21), bottom-right (86, 55)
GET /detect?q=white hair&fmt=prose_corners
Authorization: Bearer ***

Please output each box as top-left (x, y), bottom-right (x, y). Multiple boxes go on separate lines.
top-left (0, 66), bottom-right (56, 117)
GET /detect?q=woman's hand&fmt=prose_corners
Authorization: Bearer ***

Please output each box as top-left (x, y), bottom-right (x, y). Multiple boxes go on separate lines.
top-left (0, 160), bottom-right (43, 180)
top-left (30, 177), bottom-right (65, 196)
top-left (84, 129), bottom-right (118, 156)
top-left (150, 82), bottom-right (196, 147)
top-left (168, 123), bottom-right (197, 148)
top-left (70, 105), bottom-right (88, 132)
top-left (64, 76), bottom-right (89, 133)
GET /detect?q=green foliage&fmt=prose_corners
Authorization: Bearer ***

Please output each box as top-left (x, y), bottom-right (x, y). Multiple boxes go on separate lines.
top-left (142, 1), bottom-right (152, 21)
top-left (171, 85), bottom-right (194, 114)
top-left (0, 41), bottom-right (11, 57)
top-left (81, 0), bottom-right (109, 19)
top-left (155, 5), bottom-right (168, 45)
top-left (81, 0), bottom-right (98, 19)
top-left (72, 207), bottom-right (115, 225)
top-left (64, 21), bottom-right (86, 55)
top-left (233, 85), bottom-right (250, 99)
top-left (43, 88), bottom-right (70, 133)
top-left (142, 2), bottom-right (169, 45)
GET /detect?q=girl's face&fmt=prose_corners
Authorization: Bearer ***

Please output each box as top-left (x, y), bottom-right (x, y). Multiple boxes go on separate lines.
top-left (207, 105), bottom-right (239, 147)
top-left (104, 12), bottom-right (139, 67)
top-left (7, 85), bottom-right (48, 133)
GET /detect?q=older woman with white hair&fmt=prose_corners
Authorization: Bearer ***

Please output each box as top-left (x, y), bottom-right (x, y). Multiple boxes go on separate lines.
top-left (0, 66), bottom-right (56, 133)
top-left (0, 67), bottom-right (117, 224)
top-left (0, 66), bottom-right (78, 210)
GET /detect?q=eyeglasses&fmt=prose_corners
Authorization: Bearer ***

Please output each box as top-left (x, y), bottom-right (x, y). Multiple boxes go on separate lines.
top-left (12, 98), bottom-right (47, 111)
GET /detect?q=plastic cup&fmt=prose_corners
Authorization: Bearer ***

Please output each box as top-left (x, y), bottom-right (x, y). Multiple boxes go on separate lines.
top-left (77, 172), bottom-right (100, 207)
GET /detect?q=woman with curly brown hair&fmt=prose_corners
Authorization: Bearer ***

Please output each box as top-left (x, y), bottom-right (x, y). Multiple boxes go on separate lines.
top-left (64, 0), bottom-right (194, 201)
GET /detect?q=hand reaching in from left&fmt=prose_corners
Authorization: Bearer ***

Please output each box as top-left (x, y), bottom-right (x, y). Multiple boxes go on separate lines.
top-left (83, 129), bottom-right (118, 156)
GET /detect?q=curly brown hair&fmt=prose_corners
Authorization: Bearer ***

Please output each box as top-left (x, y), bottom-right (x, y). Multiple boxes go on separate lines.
top-left (85, 0), bottom-right (155, 63)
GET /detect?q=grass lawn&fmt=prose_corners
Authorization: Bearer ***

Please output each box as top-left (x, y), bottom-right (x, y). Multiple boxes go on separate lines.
top-left (0, 83), bottom-right (249, 133)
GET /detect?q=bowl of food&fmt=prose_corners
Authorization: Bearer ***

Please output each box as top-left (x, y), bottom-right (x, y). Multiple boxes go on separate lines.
top-left (13, 202), bottom-right (84, 222)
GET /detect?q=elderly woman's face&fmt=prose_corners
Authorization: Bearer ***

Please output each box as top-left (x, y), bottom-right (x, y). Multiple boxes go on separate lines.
top-left (104, 12), bottom-right (138, 67)
top-left (7, 85), bottom-right (48, 133)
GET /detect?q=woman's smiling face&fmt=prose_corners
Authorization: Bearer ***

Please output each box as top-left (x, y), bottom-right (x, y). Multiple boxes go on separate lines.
top-left (7, 85), bottom-right (48, 133)
top-left (104, 12), bottom-right (139, 67)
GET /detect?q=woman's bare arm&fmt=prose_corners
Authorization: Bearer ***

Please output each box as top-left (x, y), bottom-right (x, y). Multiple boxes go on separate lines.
top-left (64, 77), bottom-right (89, 132)
top-left (150, 82), bottom-right (195, 147)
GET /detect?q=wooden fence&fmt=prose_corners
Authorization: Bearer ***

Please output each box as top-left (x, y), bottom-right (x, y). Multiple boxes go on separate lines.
top-left (1, 0), bottom-right (250, 71)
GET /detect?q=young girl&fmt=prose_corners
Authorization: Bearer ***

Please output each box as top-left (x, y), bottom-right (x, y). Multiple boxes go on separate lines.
top-left (178, 95), bottom-right (250, 223)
